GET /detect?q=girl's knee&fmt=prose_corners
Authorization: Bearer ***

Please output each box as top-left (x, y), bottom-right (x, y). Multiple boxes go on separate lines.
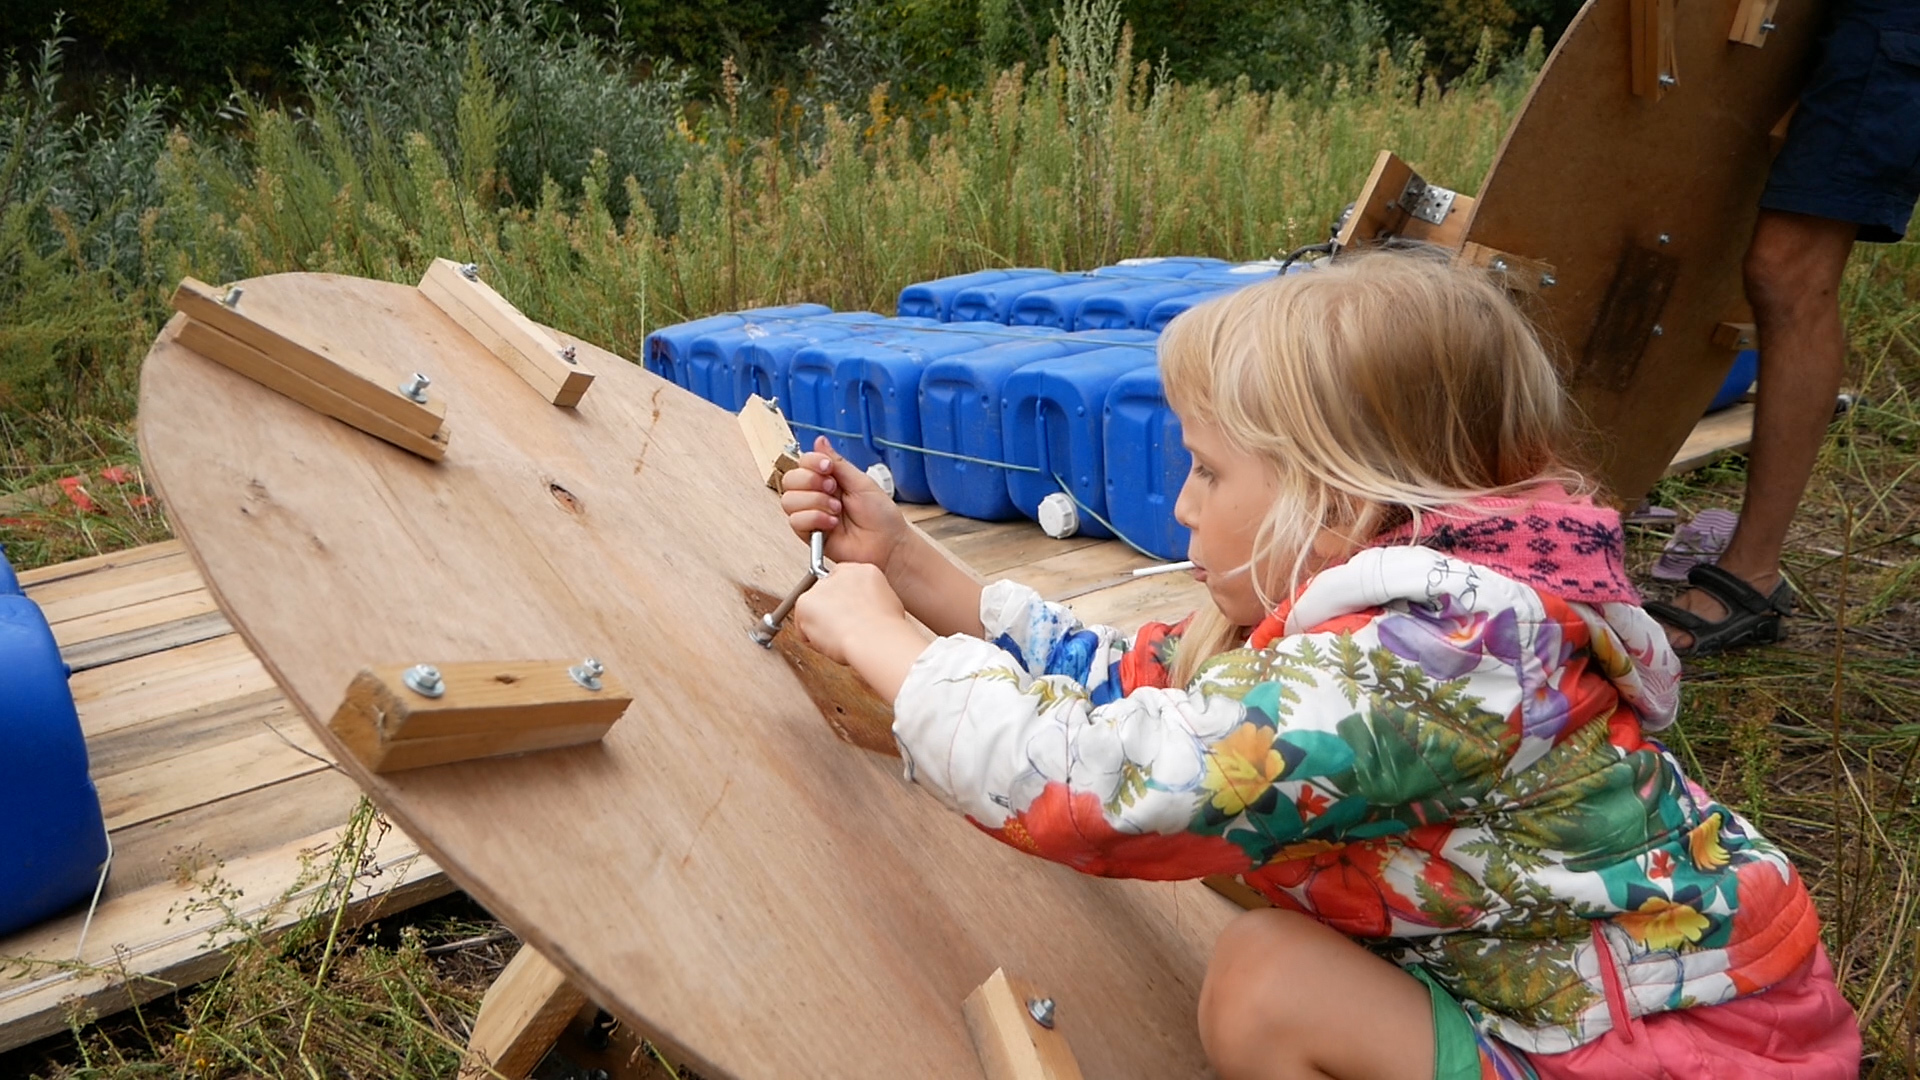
top-left (1199, 910), bottom-right (1323, 1076)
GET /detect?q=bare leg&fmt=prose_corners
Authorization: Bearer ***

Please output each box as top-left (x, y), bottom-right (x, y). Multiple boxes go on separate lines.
top-left (1664, 210), bottom-right (1855, 651)
top-left (1199, 909), bottom-right (1437, 1080)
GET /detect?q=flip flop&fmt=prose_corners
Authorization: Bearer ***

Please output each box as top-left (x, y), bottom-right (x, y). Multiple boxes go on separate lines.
top-left (1651, 509), bottom-right (1739, 582)
top-left (1645, 564), bottom-right (1795, 658)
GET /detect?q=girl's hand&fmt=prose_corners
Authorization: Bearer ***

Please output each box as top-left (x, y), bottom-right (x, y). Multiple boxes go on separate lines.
top-left (792, 563), bottom-right (930, 702)
top-left (780, 436), bottom-right (907, 571)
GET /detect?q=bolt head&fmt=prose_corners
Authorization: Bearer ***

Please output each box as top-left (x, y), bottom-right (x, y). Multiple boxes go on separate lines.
top-left (403, 664), bottom-right (445, 698)
top-left (569, 658), bottom-right (606, 690)
top-left (1539, 273), bottom-right (1557, 288)
top-left (1759, 19), bottom-right (1776, 31)
top-left (1658, 233), bottom-right (1672, 245)
top-left (458, 262), bottom-right (479, 281)
top-left (1026, 997), bottom-right (1056, 1029)
top-left (559, 345), bottom-right (578, 365)
top-left (1658, 73), bottom-right (1676, 87)
top-left (1651, 324), bottom-right (1665, 337)
top-left (1491, 258), bottom-right (1509, 272)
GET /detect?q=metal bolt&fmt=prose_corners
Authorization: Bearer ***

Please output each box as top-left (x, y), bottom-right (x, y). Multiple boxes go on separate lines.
top-left (1027, 997), bottom-right (1056, 1029)
top-left (569, 657), bottom-right (605, 691)
top-left (559, 344), bottom-right (578, 365)
top-left (1491, 258), bottom-right (1509, 273)
top-left (398, 373), bottom-right (431, 404)
top-left (221, 286), bottom-right (244, 307)
top-left (402, 664), bottom-right (445, 698)
top-left (458, 262), bottom-right (480, 281)
top-left (1539, 273), bottom-right (1557, 288)
top-left (1658, 73), bottom-right (1676, 88)
top-left (1759, 19), bottom-right (1776, 32)
top-left (1658, 233), bottom-right (1672, 245)
top-left (1651, 324), bottom-right (1665, 337)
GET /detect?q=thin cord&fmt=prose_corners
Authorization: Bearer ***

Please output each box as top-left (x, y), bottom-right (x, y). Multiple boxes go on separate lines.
top-left (73, 823), bottom-right (113, 962)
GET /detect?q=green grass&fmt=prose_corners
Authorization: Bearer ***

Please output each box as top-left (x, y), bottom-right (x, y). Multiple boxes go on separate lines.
top-left (1, 7), bottom-right (1916, 1076)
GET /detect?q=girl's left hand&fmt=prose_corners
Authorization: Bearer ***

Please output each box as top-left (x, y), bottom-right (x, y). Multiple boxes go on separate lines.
top-left (791, 563), bottom-right (907, 664)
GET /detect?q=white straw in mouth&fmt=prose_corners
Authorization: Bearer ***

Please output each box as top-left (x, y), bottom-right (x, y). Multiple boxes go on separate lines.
top-left (1131, 560), bottom-right (1195, 577)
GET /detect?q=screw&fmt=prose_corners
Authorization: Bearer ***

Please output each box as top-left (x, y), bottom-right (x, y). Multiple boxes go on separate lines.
top-left (458, 262), bottom-right (479, 281)
top-left (1658, 233), bottom-right (1672, 245)
top-left (762, 397), bottom-right (780, 412)
top-left (1651, 324), bottom-right (1665, 337)
top-left (220, 286), bottom-right (244, 307)
top-left (1658, 73), bottom-right (1676, 88)
top-left (1027, 997), bottom-right (1056, 1029)
top-left (398, 373), bottom-right (432, 404)
top-left (402, 664), bottom-right (445, 698)
top-left (1539, 273), bottom-right (1557, 288)
top-left (1759, 19), bottom-right (1776, 32)
top-left (569, 657), bottom-right (605, 691)
top-left (1491, 257), bottom-right (1509, 273)
top-left (559, 344), bottom-right (578, 365)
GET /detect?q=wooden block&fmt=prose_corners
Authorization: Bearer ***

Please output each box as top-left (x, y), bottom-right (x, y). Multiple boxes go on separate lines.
top-left (1202, 875), bottom-right (1274, 910)
top-left (1729, 0), bottom-right (1780, 46)
top-left (460, 946), bottom-right (590, 1080)
top-left (170, 277), bottom-right (446, 437)
top-left (1334, 151), bottom-right (1476, 252)
top-left (174, 318), bottom-right (449, 461)
top-left (327, 660), bottom-right (631, 773)
top-left (1456, 242), bottom-right (1557, 294)
top-left (1713, 321), bottom-right (1757, 350)
top-left (1630, 0), bottom-right (1678, 99)
top-left (963, 969), bottom-right (1085, 1080)
top-left (738, 395), bottom-right (803, 490)
top-left (418, 259), bottom-right (594, 408)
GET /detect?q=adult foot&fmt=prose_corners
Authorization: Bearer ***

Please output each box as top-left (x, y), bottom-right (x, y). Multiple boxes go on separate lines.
top-left (1646, 564), bottom-right (1795, 657)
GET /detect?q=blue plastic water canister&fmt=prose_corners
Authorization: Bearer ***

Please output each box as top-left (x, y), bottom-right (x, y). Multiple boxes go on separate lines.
top-left (1178, 261), bottom-right (1291, 287)
top-left (918, 329), bottom-right (1156, 520)
top-left (1709, 349), bottom-right (1759, 412)
top-left (1075, 279), bottom-right (1217, 331)
top-left (1011, 279), bottom-right (1170, 331)
top-left (1145, 288), bottom-right (1238, 332)
top-left (823, 321), bottom-right (1016, 503)
top-left (1104, 366), bottom-right (1193, 561)
top-left (0, 544), bottom-right (18, 594)
top-left (897, 269), bottom-right (1050, 321)
top-left (642, 304), bottom-right (832, 387)
top-left (1089, 256), bottom-right (1229, 281)
top-left (0, 583), bottom-right (109, 939)
top-left (948, 273), bottom-right (1082, 323)
top-left (1002, 344), bottom-right (1158, 538)
top-left (725, 313), bottom-right (890, 414)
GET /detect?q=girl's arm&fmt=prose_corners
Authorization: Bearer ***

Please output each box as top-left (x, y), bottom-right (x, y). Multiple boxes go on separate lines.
top-left (781, 437), bottom-right (984, 636)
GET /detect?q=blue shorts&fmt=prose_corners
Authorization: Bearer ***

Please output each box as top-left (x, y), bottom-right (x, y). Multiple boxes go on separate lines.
top-left (1760, 0), bottom-right (1920, 243)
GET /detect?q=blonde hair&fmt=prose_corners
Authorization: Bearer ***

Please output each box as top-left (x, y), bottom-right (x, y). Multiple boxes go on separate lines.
top-left (1161, 250), bottom-right (1590, 684)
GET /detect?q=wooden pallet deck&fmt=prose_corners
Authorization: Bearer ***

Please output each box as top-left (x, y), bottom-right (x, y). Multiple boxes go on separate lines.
top-left (0, 508), bottom-right (1204, 1053)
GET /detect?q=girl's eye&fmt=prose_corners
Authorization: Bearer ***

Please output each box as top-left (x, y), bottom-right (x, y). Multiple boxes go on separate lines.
top-left (1192, 463), bottom-right (1214, 482)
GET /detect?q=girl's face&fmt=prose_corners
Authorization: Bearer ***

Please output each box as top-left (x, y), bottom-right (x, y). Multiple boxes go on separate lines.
top-left (1174, 413), bottom-right (1352, 626)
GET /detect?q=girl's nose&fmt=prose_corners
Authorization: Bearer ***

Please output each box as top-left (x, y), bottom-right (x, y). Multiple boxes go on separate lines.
top-left (1173, 475), bottom-right (1199, 530)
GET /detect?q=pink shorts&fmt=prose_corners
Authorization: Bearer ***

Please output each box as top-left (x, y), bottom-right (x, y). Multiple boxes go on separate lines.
top-left (1524, 936), bottom-right (1861, 1080)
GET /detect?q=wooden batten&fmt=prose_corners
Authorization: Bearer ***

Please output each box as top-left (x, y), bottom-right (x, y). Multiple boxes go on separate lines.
top-left (1202, 875), bottom-right (1275, 911)
top-left (460, 947), bottom-right (590, 1080)
top-left (418, 258), bottom-right (595, 408)
top-left (1630, 0), bottom-right (1679, 99)
top-left (327, 660), bottom-right (631, 773)
top-left (738, 395), bottom-right (803, 491)
top-left (1729, 0), bottom-right (1781, 46)
top-left (964, 969), bottom-right (1085, 1080)
top-left (1713, 322), bottom-right (1757, 350)
top-left (1335, 151), bottom-right (1476, 252)
top-left (173, 318), bottom-right (450, 462)
top-left (170, 277), bottom-right (447, 438)
top-left (1455, 242), bottom-right (1557, 295)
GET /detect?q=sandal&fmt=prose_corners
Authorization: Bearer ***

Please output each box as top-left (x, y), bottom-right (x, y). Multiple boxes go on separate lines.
top-left (1645, 564), bottom-right (1796, 658)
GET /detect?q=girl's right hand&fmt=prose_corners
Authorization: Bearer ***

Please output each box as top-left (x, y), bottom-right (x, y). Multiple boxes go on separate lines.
top-left (780, 436), bottom-right (907, 571)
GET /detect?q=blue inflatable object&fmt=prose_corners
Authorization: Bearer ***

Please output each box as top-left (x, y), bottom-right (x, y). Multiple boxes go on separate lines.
top-left (949, 273), bottom-right (1081, 323)
top-left (642, 304), bottom-right (832, 387)
top-left (1710, 349), bottom-right (1759, 412)
top-left (0, 552), bottom-right (109, 939)
top-left (1002, 345), bottom-right (1158, 537)
top-left (1104, 367), bottom-right (1193, 560)
top-left (723, 313), bottom-right (890, 413)
top-left (919, 330), bottom-right (1156, 520)
top-left (897, 269), bottom-right (1051, 320)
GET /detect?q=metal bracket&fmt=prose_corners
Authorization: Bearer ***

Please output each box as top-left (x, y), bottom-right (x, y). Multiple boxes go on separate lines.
top-left (1399, 175), bottom-right (1458, 227)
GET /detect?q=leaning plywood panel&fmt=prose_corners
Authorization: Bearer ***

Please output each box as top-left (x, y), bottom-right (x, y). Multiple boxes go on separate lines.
top-left (138, 272), bottom-right (1234, 1080)
top-left (1463, 0), bottom-right (1820, 503)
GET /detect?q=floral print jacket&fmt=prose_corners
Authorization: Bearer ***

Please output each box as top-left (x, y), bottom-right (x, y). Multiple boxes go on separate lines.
top-left (892, 541), bottom-right (1823, 1054)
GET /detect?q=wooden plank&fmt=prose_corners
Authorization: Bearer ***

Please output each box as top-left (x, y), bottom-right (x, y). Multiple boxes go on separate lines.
top-left (84, 686), bottom-right (298, 783)
top-left (419, 259), bottom-right (594, 408)
top-left (963, 969), bottom-right (1084, 1080)
top-left (1456, 242), bottom-right (1555, 295)
top-left (329, 661), bottom-right (631, 773)
top-left (33, 563), bottom-right (205, 630)
top-left (95, 719), bottom-right (333, 832)
top-left (919, 516), bottom-right (1106, 577)
top-left (23, 548), bottom-right (195, 612)
top-left (170, 276), bottom-right (448, 437)
top-left (61, 610), bottom-right (234, 674)
top-left (0, 820), bottom-right (446, 1054)
top-left (14, 540), bottom-right (184, 589)
top-left (1062, 574), bottom-right (1210, 636)
top-left (138, 271), bottom-right (1237, 1080)
top-left (459, 947), bottom-right (591, 1080)
top-left (174, 317), bottom-right (451, 462)
top-left (737, 396), bottom-right (802, 491)
top-left (69, 634), bottom-right (278, 739)
top-left (1728, 0), bottom-right (1780, 46)
top-left (1461, 0), bottom-right (1819, 503)
top-left (1663, 402), bottom-right (1755, 477)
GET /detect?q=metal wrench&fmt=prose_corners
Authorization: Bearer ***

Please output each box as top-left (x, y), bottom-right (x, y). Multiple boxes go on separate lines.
top-left (750, 532), bottom-right (828, 647)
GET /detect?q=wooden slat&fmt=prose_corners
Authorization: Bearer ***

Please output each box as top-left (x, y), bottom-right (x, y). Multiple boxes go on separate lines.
top-left (24, 549), bottom-right (196, 615)
top-left (69, 634), bottom-right (278, 739)
top-left (84, 686), bottom-right (295, 781)
top-left (14, 540), bottom-right (185, 589)
top-left (95, 719), bottom-right (333, 832)
top-left (103, 770), bottom-right (368, 898)
top-left (459, 947), bottom-right (591, 1080)
top-left (1663, 402), bottom-right (1755, 477)
top-left (61, 611), bottom-right (234, 674)
top-left (50, 586), bottom-right (219, 649)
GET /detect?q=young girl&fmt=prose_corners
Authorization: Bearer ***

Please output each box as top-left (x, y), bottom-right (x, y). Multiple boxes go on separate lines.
top-left (780, 254), bottom-right (1861, 1080)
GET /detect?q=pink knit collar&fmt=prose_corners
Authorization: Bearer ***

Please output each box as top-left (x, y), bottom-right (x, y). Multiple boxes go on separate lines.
top-left (1369, 487), bottom-right (1642, 605)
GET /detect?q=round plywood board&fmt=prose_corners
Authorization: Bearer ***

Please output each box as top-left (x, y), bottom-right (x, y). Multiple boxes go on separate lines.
top-left (138, 273), bottom-right (1233, 1079)
top-left (1465, 0), bottom-right (1823, 502)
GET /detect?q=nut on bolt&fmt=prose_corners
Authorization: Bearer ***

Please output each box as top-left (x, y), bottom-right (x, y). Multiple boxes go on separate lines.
top-left (458, 262), bottom-right (480, 281)
top-left (402, 664), bottom-right (445, 698)
top-left (399, 373), bottom-right (432, 404)
top-left (569, 657), bottom-right (605, 691)
top-left (1026, 997), bottom-right (1056, 1029)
